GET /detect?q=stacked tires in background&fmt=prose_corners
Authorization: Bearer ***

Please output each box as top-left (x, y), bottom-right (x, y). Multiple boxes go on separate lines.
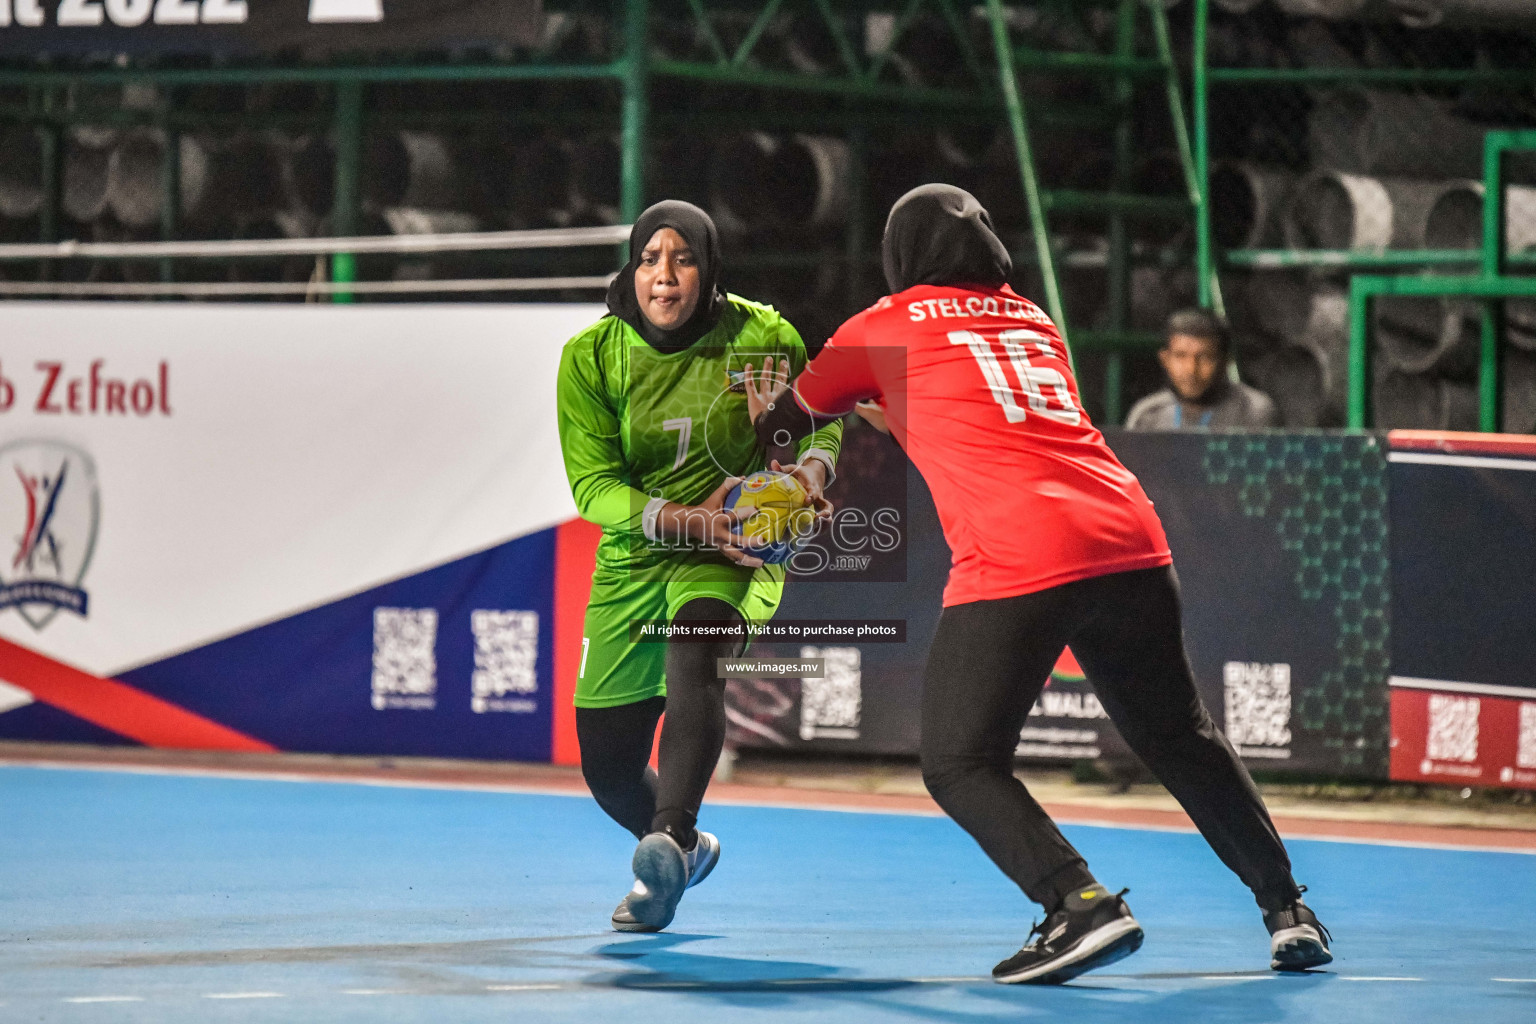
top-left (0, 2), bottom-right (1534, 432)
top-left (0, 6), bottom-right (1201, 403)
top-left (1207, 0), bottom-right (1536, 432)
top-left (0, 118), bottom-right (607, 287)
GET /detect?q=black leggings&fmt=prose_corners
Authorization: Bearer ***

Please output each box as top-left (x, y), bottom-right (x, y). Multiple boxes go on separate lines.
top-left (574, 598), bottom-right (746, 846)
top-left (920, 565), bottom-right (1301, 914)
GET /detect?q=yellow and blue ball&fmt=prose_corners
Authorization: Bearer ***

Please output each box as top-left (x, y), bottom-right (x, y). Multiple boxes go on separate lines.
top-left (726, 470), bottom-right (818, 565)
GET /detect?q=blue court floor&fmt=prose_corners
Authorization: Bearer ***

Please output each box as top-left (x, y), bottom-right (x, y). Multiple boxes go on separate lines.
top-left (1, 765), bottom-right (1533, 1023)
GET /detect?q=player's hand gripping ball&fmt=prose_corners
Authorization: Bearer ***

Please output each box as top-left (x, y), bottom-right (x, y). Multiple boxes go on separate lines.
top-left (725, 470), bottom-right (818, 565)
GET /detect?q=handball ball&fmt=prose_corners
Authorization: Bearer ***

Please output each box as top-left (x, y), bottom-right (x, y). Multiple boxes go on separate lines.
top-left (725, 470), bottom-right (818, 565)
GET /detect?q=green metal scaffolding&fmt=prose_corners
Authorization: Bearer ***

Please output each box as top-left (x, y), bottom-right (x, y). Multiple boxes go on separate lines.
top-left (1191, 0), bottom-right (1536, 432)
top-left (0, 1), bottom-right (1016, 300)
top-left (1345, 132), bottom-right (1536, 432)
top-left (0, 0), bottom-right (1216, 423)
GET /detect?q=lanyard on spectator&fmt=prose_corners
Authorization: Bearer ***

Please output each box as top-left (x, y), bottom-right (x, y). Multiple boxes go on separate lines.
top-left (1173, 405), bottom-right (1213, 429)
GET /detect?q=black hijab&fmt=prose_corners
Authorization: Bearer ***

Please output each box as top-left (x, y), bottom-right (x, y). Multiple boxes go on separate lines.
top-left (606, 200), bottom-right (728, 351)
top-left (882, 184), bottom-right (1012, 294)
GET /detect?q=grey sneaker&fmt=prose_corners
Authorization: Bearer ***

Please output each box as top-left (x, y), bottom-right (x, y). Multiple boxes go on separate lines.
top-left (1265, 896), bottom-right (1332, 971)
top-left (684, 830), bottom-right (720, 889)
top-left (611, 830), bottom-right (720, 932)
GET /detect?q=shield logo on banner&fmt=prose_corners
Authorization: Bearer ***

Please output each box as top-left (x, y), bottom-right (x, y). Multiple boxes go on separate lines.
top-left (0, 439), bottom-right (101, 631)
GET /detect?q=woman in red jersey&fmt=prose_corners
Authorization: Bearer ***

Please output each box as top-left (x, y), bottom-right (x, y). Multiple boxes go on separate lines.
top-left (746, 184), bottom-right (1330, 985)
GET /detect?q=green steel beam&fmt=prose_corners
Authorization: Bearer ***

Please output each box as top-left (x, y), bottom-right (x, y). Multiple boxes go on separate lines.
top-left (1209, 66), bottom-right (1536, 85)
top-left (1480, 131), bottom-right (1536, 278)
top-left (1482, 133), bottom-right (1506, 432)
top-left (654, 104), bottom-right (1093, 130)
top-left (1149, 4), bottom-right (1200, 213)
top-left (1349, 276), bottom-right (1536, 299)
top-left (38, 119), bottom-right (59, 247)
top-left (330, 80), bottom-right (363, 304)
top-left (621, 0), bottom-right (650, 224)
top-left (1348, 274), bottom-right (1536, 430)
top-left (1193, 0), bottom-right (1212, 311)
top-left (647, 58), bottom-right (1000, 108)
top-left (1479, 303), bottom-right (1501, 432)
top-left (0, 99), bottom-right (1050, 133)
top-left (731, 0), bottom-right (787, 68)
top-left (1103, 0), bottom-right (1136, 426)
top-left (1474, 130), bottom-right (1536, 432)
top-left (985, 0), bottom-right (1069, 350)
top-left (1152, 0), bottom-right (1219, 319)
top-left (1224, 248), bottom-right (1526, 269)
top-left (1348, 285), bottom-right (1373, 430)
top-left (684, 0), bottom-right (731, 64)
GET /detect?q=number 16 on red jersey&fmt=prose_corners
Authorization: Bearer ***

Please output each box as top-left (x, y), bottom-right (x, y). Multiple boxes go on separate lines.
top-left (948, 328), bottom-right (1082, 427)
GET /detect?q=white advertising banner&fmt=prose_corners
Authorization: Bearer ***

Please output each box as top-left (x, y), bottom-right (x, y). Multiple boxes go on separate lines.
top-left (0, 302), bottom-right (598, 678)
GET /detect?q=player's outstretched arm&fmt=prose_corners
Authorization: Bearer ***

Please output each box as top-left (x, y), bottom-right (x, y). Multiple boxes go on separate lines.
top-left (741, 359), bottom-right (829, 516)
top-left (744, 319), bottom-right (882, 453)
top-left (744, 357), bottom-right (819, 451)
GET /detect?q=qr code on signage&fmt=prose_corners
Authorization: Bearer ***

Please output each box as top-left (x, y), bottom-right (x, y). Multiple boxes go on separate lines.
top-left (372, 607), bottom-right (438, 708)
top-left (1517, 703), bottom-right (1536, 770)
top-left (1223, 662), bottom-right (1292, 749)
top-left (471, 610), bottom-right (540, 701)
top-left (799, 646), bottom-right (861, 739)
top-left (1427, 693), bottom-right (1480, 763)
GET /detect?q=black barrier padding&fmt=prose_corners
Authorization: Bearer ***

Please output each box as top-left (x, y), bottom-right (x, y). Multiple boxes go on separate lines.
top-left (1390, 461), bottom-right (1536, 694)
top-left (725, 430), bottom-right (1393, 779)
top-left (1114, 431), bottom-right (1391, 778)
top-left (735, 457), bottom-right (944, 754)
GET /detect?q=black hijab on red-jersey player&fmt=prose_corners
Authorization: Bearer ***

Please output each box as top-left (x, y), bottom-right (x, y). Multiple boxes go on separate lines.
top-left (882, 184), bottom-right (1012, 293)
top-left (754, 182), bottom-right (1017, 450)
top-left (606, 200), bottom-right (729, 352)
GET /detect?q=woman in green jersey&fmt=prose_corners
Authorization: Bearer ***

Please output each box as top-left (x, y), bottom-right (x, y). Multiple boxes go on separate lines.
top-left (556, 201), bottom-right (842, 933)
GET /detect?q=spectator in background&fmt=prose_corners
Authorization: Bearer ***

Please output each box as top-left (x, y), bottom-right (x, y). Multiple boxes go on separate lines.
top-left (1125, 309), bottom-right (1280, 430)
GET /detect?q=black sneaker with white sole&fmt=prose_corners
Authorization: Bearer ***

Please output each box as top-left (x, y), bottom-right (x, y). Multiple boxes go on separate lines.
top-left (992, 886), bottom-right (1144, 985)
top-left (611, 830), bottom-right (720, 932)
top-left (1264, 896), bottom-right (1332, 971)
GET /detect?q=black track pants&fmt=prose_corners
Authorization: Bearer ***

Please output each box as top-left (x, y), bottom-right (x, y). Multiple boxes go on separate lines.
top-left (575, 694), bottom-right (664, 839)
top-left (919, 565), bottom-right (1301, 913)
top-left (574, 598), bottom-right (745, 845)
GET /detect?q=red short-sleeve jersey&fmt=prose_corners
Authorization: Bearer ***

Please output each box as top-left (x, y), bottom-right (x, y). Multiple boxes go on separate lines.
top-left (795, 284), bottom-right (1171, 607)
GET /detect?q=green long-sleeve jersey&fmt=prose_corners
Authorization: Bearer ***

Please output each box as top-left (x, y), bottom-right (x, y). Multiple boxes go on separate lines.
top-left (557, 295), bottom-right (843, 577)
